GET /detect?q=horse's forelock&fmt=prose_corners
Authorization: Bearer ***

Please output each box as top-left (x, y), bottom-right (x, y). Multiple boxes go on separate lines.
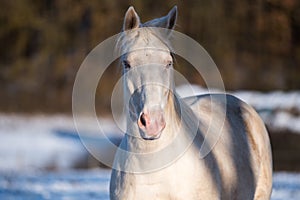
top-left (115, 28), bottom-right (173, 57)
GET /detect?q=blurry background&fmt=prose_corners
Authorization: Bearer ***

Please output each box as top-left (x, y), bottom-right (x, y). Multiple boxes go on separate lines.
top-left (1, 0), bottom-right (300, 113)
top-left (0, 0), bottom-right (300, 199)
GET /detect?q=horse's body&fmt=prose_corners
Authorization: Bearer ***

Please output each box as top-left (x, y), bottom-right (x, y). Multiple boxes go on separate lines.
top-left (110, 6), bottom-right (272, 200)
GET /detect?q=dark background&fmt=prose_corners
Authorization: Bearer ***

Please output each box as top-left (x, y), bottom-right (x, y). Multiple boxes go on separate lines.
top-left (0, 0), bottom-right (299, 113)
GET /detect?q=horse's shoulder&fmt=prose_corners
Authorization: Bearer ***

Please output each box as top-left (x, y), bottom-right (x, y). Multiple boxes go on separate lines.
top-left (182, 93), bottom-right (262, 127)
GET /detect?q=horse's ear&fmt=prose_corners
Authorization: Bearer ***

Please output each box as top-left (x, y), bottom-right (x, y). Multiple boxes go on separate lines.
top-left (123, 6), bottom-right (140, 31)
top-left (166, 6), bottom-right (177, 30)
top-left (143, 6), bottom-right (177, 30)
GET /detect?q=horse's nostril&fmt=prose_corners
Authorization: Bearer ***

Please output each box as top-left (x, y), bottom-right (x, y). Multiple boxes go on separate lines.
top-left (140, 113), bottom-right (147, 127)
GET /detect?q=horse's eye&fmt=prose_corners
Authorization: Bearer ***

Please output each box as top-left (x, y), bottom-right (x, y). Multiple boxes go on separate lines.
top-left (166, 61), bottom-right (173, 68)
top-left (122, 60), bottom-right (131, 69)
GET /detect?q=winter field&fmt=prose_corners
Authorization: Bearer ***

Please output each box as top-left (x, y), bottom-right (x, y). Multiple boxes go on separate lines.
top-left (0, 87), bottom-right (300, 199)
top-left (0, 169), bottom-right (300, 200)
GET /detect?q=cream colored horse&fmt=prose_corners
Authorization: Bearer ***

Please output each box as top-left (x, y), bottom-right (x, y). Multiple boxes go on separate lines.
top-left (110, 6), bottom-right (272, 200)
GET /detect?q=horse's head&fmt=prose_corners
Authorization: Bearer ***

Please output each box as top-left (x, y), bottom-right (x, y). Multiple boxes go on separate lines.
top-left (119, 6), bottom-right (177, 140)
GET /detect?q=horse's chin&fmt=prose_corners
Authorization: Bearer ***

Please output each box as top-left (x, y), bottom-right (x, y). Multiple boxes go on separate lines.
top-left (140, 131), bottom-right (162, 140)
top-left (139, 122), bottom-right (166, 140)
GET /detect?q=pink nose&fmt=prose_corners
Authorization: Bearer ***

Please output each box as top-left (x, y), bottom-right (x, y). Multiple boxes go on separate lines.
top-left (138, 110), bottom-right (166, 137)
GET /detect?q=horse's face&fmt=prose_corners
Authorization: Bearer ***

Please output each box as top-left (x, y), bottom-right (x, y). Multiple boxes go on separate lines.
top-left (122, 37), bottom-right (173, 140)
top-left (121, 6), bottom-right (177, 140)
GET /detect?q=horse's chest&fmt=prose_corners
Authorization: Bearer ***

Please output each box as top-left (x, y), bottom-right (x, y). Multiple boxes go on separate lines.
top-left (130, 153), bottom-right (207, 199)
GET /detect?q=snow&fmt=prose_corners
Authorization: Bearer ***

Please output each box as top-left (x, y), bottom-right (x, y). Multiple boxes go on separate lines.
top-left (0, 114), bottom-right (123, 171)
top-left (0, 114), bottom-right (87, 171)
top-left (176, 84), bottom-right (300, 112)
top-left (269, 111), bottom-right (300, 133)
top-left (0, 132), bottom-right (85, 171)
top-left (0, 169), bottom-right (299, 200)
top-left (0, 169), bottom-right (110, 200)
top-left (234, 91), bottom-right (300, 111)
top-left (176, 84), bottom-right (300, 134)
top-left (272, 172), bottom-right (300, 200)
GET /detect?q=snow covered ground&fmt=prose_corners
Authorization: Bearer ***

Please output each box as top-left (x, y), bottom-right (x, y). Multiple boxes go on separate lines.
top-left (0, 114), bottom-right (122, 171)
top-left (0, 169), bottom-right (111, 200)
top-left (0, 169), bottom-right (299, 200)
top-left (0, 114), bottom-right (87, 171)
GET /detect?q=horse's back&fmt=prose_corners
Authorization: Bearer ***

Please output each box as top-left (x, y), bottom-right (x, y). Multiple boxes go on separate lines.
top-left (183, 93), bottom-right (272, 199)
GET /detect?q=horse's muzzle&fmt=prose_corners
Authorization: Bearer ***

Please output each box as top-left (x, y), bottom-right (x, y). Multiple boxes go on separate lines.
top-left (137, 108), bottom-right (166, 140)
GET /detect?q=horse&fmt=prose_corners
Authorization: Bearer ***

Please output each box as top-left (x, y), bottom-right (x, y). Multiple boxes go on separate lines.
top-left (110, 6), bottom-right (272, 200)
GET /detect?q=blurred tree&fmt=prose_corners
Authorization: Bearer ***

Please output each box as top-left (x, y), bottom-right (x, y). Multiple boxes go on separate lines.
top-left (0, 0), bottom-right (299, 113)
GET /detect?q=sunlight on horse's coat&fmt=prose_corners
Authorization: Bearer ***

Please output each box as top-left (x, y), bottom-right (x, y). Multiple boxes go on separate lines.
top-left (110, 6), bottom-right (272, 200)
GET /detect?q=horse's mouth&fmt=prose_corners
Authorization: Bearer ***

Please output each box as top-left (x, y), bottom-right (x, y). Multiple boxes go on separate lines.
top-left (139, 122), bottom-right (166, 140)
top-left (139, 128), bottom-right (164, 140)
